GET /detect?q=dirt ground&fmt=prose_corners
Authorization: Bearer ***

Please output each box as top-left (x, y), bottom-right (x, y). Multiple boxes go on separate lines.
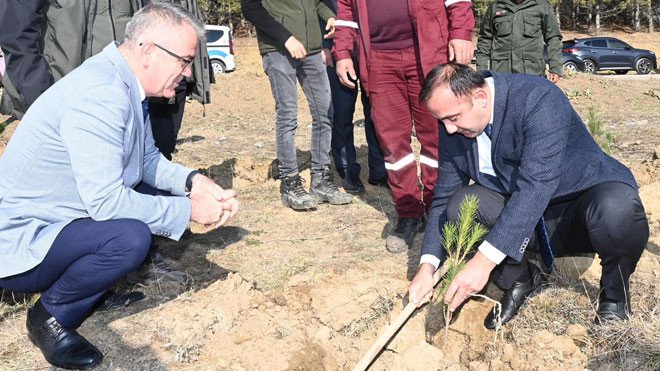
top-left (1, 30), bottom-right (660, 370)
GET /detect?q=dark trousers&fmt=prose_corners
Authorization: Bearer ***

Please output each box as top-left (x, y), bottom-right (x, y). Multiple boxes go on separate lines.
top-left (326, 60), bottom-right (386, 181)
top-left (0, 218), bottom-right (152, 328)
top-left (446, 182), bottom-right (649, 303)
top-left (149, 80), bottom-right (187, 161)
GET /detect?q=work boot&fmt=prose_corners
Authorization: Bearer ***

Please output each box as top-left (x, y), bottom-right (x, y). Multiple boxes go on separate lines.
top-left (386, 216), bottom-right (425, 253)
top-left (280, 173), bottom-right (317, 210)
top-left (27, 299), bottom-right (103, 370)
top-left (126, 247), bottom-right (190, 286)
top-left (310, 168), bottom-right (353, 205)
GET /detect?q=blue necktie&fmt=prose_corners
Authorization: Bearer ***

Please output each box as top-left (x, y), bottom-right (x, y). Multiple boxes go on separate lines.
top-left (535, 217), bottom-right (554, 269)
top-left (484, 123), bottom-right (493, 137)
top-left (483, 122), bottom-right (554, 269)
top-left (142, 99), bottom-right (149, 122)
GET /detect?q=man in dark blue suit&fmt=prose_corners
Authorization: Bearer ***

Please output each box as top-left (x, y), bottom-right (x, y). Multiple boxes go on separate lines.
top-left (408, 62), bottom-right (649, 329)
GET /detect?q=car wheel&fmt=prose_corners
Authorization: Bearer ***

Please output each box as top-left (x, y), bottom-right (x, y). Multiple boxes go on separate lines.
top-left (211, 60), bottom-right (226, 74)
top-left (563, 61), bottom-right (578, 72)
top-left (583, 59), bottom-right (596, 74)
top-left (614, 70), bottom-right (628, 75)
top-left (635, 57), bottom-right (652, 75)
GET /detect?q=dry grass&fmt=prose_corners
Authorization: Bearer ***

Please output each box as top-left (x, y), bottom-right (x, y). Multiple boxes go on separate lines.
top-left (507, 263), bottom-right (660, 370)
top-left (340, 291), bottom-right (395, 338)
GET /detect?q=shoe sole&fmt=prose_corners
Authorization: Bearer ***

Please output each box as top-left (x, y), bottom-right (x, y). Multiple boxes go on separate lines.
top-left (27, 332), bottom-right (104, 370)
top-left (344, 187), bottom-right (365, 194)
top-left (281, 198), bottom-right (317, 210)
top-left (310, 194), bottom-right (352, 205)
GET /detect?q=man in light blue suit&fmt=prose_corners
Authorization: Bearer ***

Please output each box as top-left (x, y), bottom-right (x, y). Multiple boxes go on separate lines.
top-left (408, 63), bottom-right (648, 331)
top-left (0, 3), bottom-right (238, 369)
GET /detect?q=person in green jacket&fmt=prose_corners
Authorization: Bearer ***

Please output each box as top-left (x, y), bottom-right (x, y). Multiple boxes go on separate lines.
top-left (476, 0), bottom-right (563, 83)
top-left (242, 0), bottom-right (354, 210)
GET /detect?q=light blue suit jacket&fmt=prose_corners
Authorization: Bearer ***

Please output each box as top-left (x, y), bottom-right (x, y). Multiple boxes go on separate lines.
top-left (0, 43), bottom-right (193, 278)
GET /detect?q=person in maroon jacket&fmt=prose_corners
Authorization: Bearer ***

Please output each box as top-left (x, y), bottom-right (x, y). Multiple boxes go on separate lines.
top-left (332, 0), bottom-right (474, 253)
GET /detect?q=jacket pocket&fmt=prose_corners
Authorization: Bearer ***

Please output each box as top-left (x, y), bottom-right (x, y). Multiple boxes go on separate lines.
top-left (420, 0), bottom-right (444, 11)
top-left (523, 16), bottom-right (542, 37)
top-left (494, 19), bottom-right (512, 37)
top-left (112, 0), bottom-right (134, 15)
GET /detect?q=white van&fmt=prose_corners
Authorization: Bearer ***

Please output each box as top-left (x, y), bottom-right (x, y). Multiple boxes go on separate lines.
top-left (205, 25), bottom-right (236, 74)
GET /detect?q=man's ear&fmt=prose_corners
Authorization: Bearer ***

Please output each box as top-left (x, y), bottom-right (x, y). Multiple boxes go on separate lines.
top-left (138, 42), bottom-right (154, 69)
top-left (472, 87), bottom-right (488, 108)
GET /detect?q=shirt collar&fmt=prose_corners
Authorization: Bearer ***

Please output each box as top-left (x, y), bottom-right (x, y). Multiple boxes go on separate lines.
top-left (136, 79), bottom-right (146, 101)
top-left (485, 77), bottom-right (495, 125)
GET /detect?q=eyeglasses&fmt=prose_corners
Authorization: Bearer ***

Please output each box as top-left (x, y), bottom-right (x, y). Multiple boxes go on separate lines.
top-left (139, 42), bottom-right (193, 69)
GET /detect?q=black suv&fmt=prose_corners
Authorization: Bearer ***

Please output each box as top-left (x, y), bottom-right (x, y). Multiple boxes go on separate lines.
top-left (562, 37), bottom-right (657, 74)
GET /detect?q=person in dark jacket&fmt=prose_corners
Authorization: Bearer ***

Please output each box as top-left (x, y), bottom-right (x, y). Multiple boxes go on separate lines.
top-left (321, 0), bottom-right (387, 193)
top-left (0, 0), bottom-right (211, 286)
top-left (409, 63), bottom-right (648, 330)
top-left (475, 0), bottom-right (563, 83)
top-left (242, 0), bottom-right (354, 211)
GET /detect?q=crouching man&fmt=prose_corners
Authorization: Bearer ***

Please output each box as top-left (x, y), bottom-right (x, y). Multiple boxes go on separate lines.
top-left (0, 3), bottom-right (238, 369)
top-left (409, 62), bottom-right (648, 330)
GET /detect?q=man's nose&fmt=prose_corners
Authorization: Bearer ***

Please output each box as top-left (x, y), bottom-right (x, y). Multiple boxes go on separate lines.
top-left (182, 63), bottom-right (193, 78)
top-left (444, 123), bottom-right (458, 134)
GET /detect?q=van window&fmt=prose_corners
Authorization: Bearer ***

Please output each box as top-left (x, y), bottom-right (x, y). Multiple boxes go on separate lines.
top-left (206, 30), bottom-right (225, 43)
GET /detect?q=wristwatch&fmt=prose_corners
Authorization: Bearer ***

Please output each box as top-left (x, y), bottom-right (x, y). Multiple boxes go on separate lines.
top-left (186, 170), bottom-right (199, 192)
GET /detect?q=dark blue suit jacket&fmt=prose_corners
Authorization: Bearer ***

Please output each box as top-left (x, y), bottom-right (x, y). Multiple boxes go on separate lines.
top-left (421, 71), bottom-right (636, 263)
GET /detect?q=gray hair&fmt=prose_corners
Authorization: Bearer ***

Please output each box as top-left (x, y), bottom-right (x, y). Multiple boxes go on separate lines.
top-left (124, 2), bottom-right (206, 44)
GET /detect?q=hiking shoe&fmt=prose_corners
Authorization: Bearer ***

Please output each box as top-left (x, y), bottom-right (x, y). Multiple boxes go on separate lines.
top-left (280, 174), bottom-right (317, 210)
top-left (386, 216), bottom-right (425, 253)
top-left (342, 176), bottom-right (365, 194)
top-left (310, 168), bottom-right (353, 205)
top-left (368, 176), bottom-right (390, 189)
top-left (126, 249), bottom-right (190, 286)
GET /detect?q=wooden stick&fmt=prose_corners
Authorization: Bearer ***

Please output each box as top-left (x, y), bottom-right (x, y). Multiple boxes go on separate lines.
top-left (352, 264), bottom-right (448, 371)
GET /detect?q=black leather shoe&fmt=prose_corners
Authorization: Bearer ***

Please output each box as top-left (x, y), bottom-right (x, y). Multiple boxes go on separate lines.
top-left (27, 300), bottom-right (103, 370)
top-left (93, 290), bottom-right (145, 312)
top-left (368, 176), bottom-right (390, 189)
top-left (484, 264), bottom-right (546, 330)
top-left (126, 248), bottom-right (190, 286)
top-left (343, 177), bottom-right (365, 193)
top-left (594, 300), bottom-right (628, 324)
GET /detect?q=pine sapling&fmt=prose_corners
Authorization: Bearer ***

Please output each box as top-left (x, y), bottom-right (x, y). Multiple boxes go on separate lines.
top-left (431, 195), bottom-right (499, 347)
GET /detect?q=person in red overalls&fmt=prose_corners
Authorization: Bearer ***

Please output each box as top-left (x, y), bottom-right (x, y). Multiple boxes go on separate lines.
top-left (333, 0), bottom-right (474, 252)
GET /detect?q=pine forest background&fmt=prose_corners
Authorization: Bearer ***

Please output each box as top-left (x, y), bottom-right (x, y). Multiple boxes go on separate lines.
top-left (199, 0), bottom-right (660, 37)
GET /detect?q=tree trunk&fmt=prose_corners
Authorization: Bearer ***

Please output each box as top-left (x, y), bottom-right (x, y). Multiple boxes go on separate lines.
top-left (649, 1), bottom-right (654, 33)
top-left (588, 0), bottom-right (593, 31)
top-left (555, 3), bottom-right (561, 29)
top-left (572, 3), bottom-right (577, 30)
top-left (635, 2), bottom-right (641, 32)
top-left (595, 1), bottom-right (601, 35)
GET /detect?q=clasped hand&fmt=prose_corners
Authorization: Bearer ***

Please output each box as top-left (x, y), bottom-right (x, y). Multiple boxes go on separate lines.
top-left (189, 174), bottom-right (239, 228)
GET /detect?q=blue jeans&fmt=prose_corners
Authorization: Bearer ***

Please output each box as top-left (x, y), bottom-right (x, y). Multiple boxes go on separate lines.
top-left (262, 50), bottom-right (332, 176)
top-left (327, 59), bottom-right (386, 181)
